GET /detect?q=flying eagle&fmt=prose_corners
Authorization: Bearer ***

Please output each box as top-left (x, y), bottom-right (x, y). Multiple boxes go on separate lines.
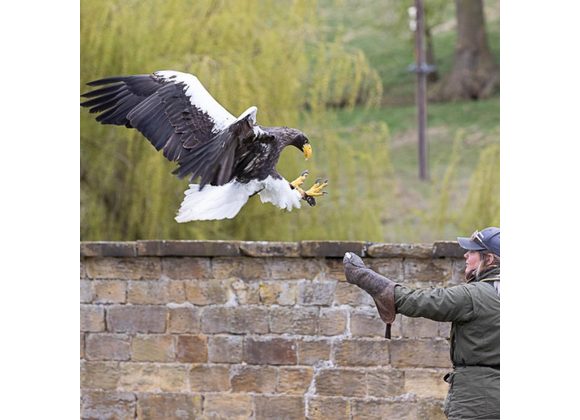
top-left (81, 70), bottom-right (327, 222)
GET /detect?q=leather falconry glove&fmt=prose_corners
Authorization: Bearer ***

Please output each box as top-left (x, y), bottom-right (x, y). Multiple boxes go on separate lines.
top-left (343, 252), bottom-right (398, 338)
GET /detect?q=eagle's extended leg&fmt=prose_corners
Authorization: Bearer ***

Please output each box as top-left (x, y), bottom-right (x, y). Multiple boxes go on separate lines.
top-left (290, 170), bottom-right (309, 189)
top-left (304, 178), bottom-right (328, 198)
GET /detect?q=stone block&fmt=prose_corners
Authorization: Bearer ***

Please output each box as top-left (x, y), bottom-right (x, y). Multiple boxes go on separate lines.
top-left (80, 280), bottom-right (93, 303)
top-left (333, 282), bottom-right (374, 306)
top-left (131, 335), bottom-right (175, 362)
top-left (231, 365), bottom-right (277, 393)
top-left (417, 400), bottom-right (447, 420)
top-left (401, 317), bottom-right (441, 338)
top-left (323, 258), bottom-right (347, 282)
top-left (137, 240), bottom-right (241, 256)
top-left (390, 339), bottom-right (452, 368)
top-left (81, 242), bottom-right (137, 257)
top-left (231, 278), bottom-right (261, 304)
top-left (189, 364), bottom-right (230, 392)
top-left (81, 391), bottom-right (136, 420)
top-left (315, 368), bottom-right (366, 397)
top-left (80, 361), bottom-right (120, 390)
top-left (300, 241), bottom-right (366, 257)
top-left (107, 305), bottom-right (167, 333)
top-left (85, 333), bottom-right (131, 361)
top-left (136, 393), bottom-right (202, 420)
top-left (351, 399), bottom-right (419, 420)
top-left (403, 368), bottom-right (449, 399)
top-left (84, 257), bottom-right (161, 280)
top-left (208, 335), bottom-right (244, 363)
top-left (367, 243), bottom-right (432, 258)
top-left (93, 280), bottom-right (127, 304)
top-left (245, 337), bottom-right (297, 365)
top-left (81, 333), bottom-right (85, 359)
top-left (350, 308), bottom-right (387, 337)
top-left (297, 339), bottom-right (331, 365)
top-left (167, 305), bottom-right (201, 334)
top-left (277, 367), bottom-right (313, 394)
top-left (449, 259), bottom-right (466, 286)
top-left (367, 258), bottom-right (405, 282)
top-left (201, 306), bottom-right (269, 334)
top-left (268, 257), bottom-right (324, 280)
top-left (334, 339), bottom-right (390, 367)
top-left (240, 241), bottom-right (300, 257)
top-left (366, 368), bottom-right (405, 398)
top-left (128, 280), bottom-right (185, 305)
top-left (184, 279), bottom-right (232, 305)
top-left (161, 257), bottom-right (212, 280)
top-left (269, 306), bottom-right (319, 335)
top-left (117, 363), bottom-right (189, 393)
top-left (254, 395), bottom-right (304, 420)
top-left (308, 397), bottom-right (350, 420)
top-left (433, 241), bottom-right (465, 258)
top-left (176, 335), bottom-right (207, 363)
top-left (212, 257), bottom-right (268, 280)
top-left (298, 280), bottom-right (336, 306)
top-left (80, 305), bottom-right (105, 332)
top-left (319, 308), bottom-right (347, 336)
top-left (203, 394), bottom-right (253, 419)
top-left (439, 321), bottom-right (451, 338)
top-left (403, 258), bottom-right (452, 283)
top-left (259, 280), bottom-right (298, 305)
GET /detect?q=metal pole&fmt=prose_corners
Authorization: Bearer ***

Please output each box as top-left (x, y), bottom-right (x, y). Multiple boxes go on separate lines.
top-left (415, 0), bottom-right (429, 180)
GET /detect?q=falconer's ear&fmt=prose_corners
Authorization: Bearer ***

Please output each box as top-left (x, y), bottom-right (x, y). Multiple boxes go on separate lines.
top-left (484, 253), bottom-right (495, 266)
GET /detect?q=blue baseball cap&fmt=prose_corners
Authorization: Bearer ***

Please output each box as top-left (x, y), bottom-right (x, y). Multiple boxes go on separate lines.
top-left (457, 227), bottom-right (500, 256)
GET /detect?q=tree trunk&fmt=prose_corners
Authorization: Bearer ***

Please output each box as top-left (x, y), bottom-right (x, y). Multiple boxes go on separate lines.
top-left (437, 0), bottom-right (499, 100)
top-left (425, 26), bottom-right (439, 83)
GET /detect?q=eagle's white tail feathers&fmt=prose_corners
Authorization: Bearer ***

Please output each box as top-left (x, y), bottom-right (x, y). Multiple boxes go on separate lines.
top-left (175, 176), bottom-right (302, 223)
top-left (175, 181), bottom-right (258, 222)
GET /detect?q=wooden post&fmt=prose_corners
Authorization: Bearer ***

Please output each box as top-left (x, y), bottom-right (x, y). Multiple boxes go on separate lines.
top-left (415, 0), bottom-right (429, 180)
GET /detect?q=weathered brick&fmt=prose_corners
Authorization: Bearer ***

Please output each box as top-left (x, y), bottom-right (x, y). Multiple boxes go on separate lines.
top-left (231, 365), bottom-right (277, 393)
top-left (319, 308), bottom-right (347, 336)
top-left (117, 363), bottom-right (189, 392)
top-left (81, 361), bottom-right (120, 390)
top-left (449, 258), bottom-right (466, 286)
top-left (203, 394), bottom-right (253, 419)
top-left (80, 280), bottom-right (93, 303)
top-left (93, 280), bottom-right (127, 304)
top-left (269, 306), bottom-right (318, 335)
top-left (131, 335), bottom-right (175, 362)
top-left (254, 395), bottom-right (304, 420)
top-left (351, 399), bottom-right (419, 420)
top-left (433, 241), bottom-right (464, 258)
top-left (404, 368), bottom-right (449, 399)
top-left (189, 364), bottom-right (230, 392)
top-left (334, 339), bottom-right (390, 367)
top-left (85, 333), bottom-right (131, 361)
top-left (167, 305), bottom-right (200, 333)
top-left (240, 241), bottom-right (300, 257)
top-left (212, 257), bottom-right (268, 279)
top-left (268, 257), bottom-right (323, 279)
top-left (367, 258), bottom-right (405, 282)
top-left (367, 243), bottom-right (432, 258)
top-left (308, 397), bottom-right (350, 419)
top-left (245, 337), bottom-right (297, 365)
top-left (439, 321), bottom-right (451, 338)
top-left (297, 339), bottom-right (331, 365)
top-left (231, 278), bottom-right (261, 304)
top-left (81, 242), bottom-right (137, 257)
top-left (366, 368), bottom-right (405, 397)
top-left (184, 279), bottom-right (232, 305)
top-left (417, 399), bottom-right (447, 420)
top-left (202, 306), bottom-right (269, 334)
top-left (350, 308), bottom-right (387, 337)
top-left (84, 257), bottom-right (161, 280)
top-left (81, 391), bottom-right (136, 420)
top-left (128, 280), bottom-right (185, 304)
top-left (315, 368), bottom-right (366, 397)
top-left (259, 280), bottom-right (298, 305)
top-left (161, 257), bottom-right (212, 279)
top-left (300, 241), bottom-right (366, 257)
top-left (390, 339), bottom-right (452, 368)
top-left (403, 258), bottom-right (452, 283)
top-left (334, 282), bottom-right (374, 306)
top-left (323, 259), bottom-right (347, 282)
top-left (136, 393), bottom-right (202, 420)
top-left (402, 317), bottom-right (441, 338)
top-left (107, 305), bottom-right (167, 333)
top-left (81, 305), bottom-right (105, 332)
top-left (176, 335), bottom-right (207, 363)
top-left (81, 333), bottom-right (85, 359)
top-left (208, 335), bottom-right (243, 363)
top-left (298, 280), bottom-right (336, 306)
top-left (138, 240), bottom-right (241, 256)
top-left (277, 367), bottom-right (313, 394)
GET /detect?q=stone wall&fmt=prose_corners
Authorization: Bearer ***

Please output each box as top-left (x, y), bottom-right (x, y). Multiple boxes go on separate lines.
top-left (80, 240), bottom-right (466, 419)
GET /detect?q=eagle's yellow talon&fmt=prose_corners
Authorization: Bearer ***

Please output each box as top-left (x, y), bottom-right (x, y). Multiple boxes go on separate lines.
top-left (304, 180), bottom-right (329, 197)
top-left (290, 170), bottom-right (309, 189)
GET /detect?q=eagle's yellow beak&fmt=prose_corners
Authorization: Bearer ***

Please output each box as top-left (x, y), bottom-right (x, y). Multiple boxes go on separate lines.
top-left (303, 144), bottom-right (312, 160)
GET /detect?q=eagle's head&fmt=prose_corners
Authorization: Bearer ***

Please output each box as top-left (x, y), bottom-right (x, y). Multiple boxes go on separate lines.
top-left (289, 131), bottom-right (312, 160)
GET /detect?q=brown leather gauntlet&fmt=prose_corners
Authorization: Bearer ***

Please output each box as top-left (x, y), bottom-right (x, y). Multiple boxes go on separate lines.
top-left (343, 252), bottom-right (398, 338)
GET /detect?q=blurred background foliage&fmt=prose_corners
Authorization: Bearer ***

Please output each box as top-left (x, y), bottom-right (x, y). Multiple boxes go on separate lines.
top-left (81, 0), bottom-right (499, 242)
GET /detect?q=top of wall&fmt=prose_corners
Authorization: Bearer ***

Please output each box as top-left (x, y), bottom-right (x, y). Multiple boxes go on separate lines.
top-left (80, 241), bottom-right (465, 259)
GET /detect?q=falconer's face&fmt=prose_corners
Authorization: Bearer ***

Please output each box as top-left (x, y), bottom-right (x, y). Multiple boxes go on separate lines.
top-left (464, 250), bottom-right (482, 276)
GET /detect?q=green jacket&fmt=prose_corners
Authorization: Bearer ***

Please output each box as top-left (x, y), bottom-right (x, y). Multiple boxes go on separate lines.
top-left (394, 268), bottom-right (500, 419)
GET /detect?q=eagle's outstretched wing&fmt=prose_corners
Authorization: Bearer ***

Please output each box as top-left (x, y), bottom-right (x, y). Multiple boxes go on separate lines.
top-left (81, 70), bottom-right (257, 187)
